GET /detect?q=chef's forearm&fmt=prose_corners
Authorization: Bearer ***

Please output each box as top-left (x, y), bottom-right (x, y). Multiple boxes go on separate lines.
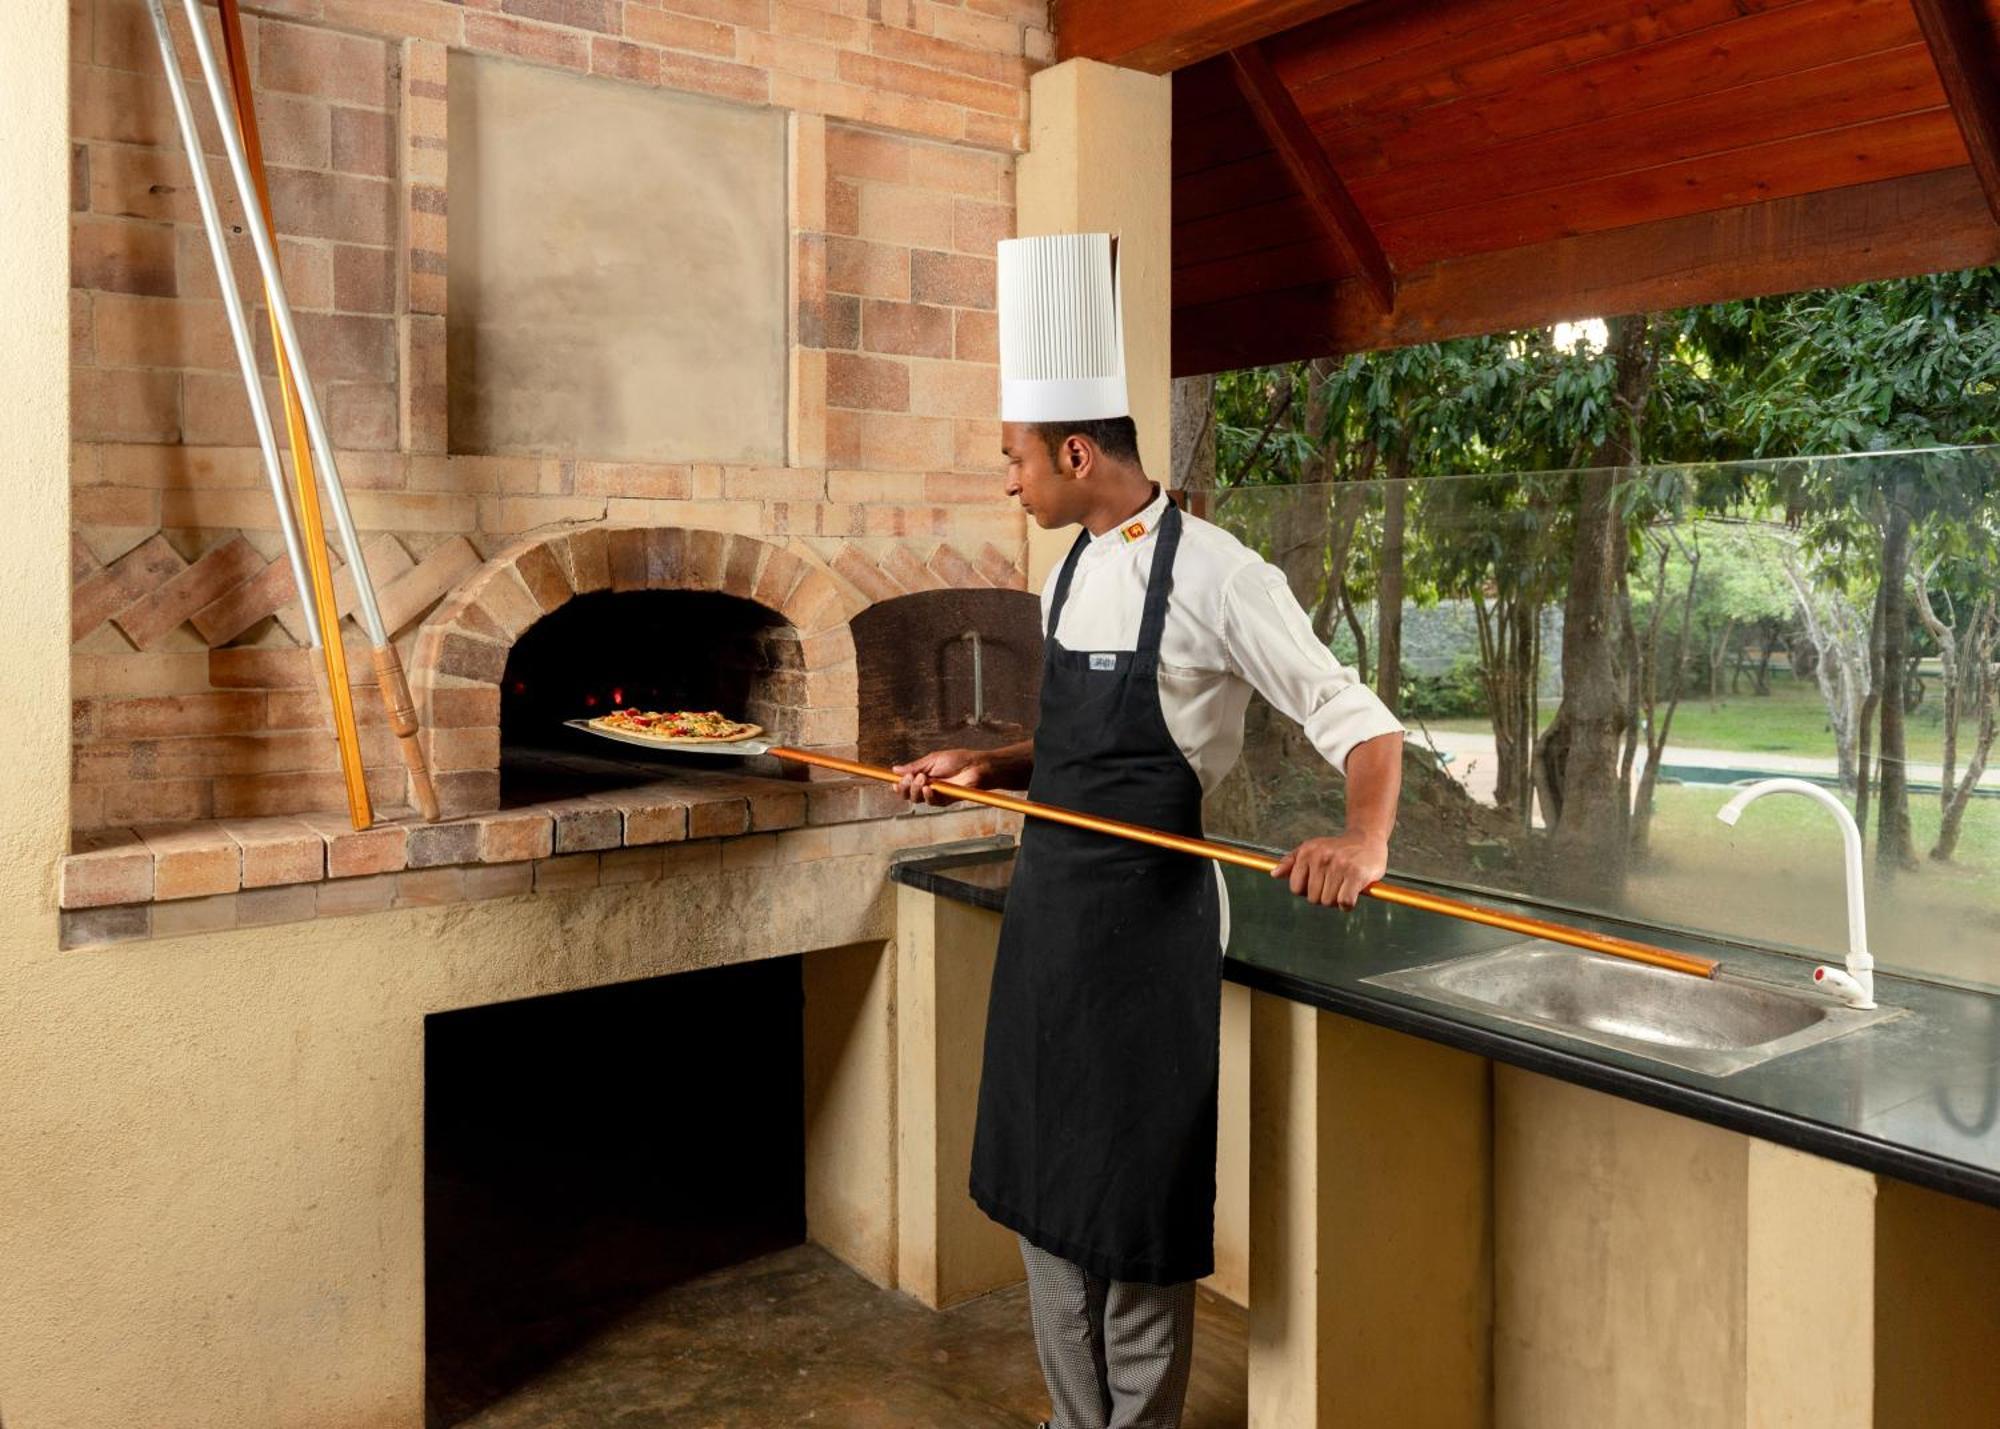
top-left (1342, 731), bottom-right (1404, 843)
top-left (979, 740), bottom-right (1036, 790)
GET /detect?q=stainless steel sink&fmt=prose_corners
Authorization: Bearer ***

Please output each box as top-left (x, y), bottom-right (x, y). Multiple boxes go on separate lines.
top-left (1364, 940), bottom-right (1901, 1076)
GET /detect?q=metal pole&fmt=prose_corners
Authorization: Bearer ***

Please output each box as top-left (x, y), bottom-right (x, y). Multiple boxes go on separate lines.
top-left (195, 0), bottom-right (440, 821)
top-left (139, 0), bottom-right (319, 651)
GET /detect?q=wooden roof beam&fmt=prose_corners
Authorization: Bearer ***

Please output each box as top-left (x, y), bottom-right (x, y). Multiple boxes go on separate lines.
top-left (1172, 166), bottom-right (2000, 375)
top-left (1225, 43), bottom-right (1396, 314)
top-left (1910, 0), bottom-right (2000, 223)
top-left (1055, 0), bottom-right (1372, 75)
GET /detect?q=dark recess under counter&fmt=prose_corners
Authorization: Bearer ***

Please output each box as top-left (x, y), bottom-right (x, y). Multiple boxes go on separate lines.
top-left (891, 842), bottom-right (2000, 1211)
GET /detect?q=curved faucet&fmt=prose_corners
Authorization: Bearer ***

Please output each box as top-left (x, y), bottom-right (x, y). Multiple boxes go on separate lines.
top-left (1714, 778), bottom-right (1875, 1008)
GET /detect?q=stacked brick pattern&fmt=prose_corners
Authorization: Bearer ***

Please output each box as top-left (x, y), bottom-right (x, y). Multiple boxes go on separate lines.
top-left (68, 0), bottom-right (1046, 834)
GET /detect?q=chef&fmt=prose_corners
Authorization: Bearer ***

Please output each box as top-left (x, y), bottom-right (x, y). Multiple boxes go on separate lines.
top-left (893, 232), bottom-right (1405, 1429)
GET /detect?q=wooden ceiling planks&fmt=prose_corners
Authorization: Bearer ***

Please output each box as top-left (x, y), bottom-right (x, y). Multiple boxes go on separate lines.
top-left (1054, 0), bottom-right (1374, 73)
top-left (1173, 166), bottom-right (2000, 374)
top-left (1157, 0), bottom-right (2000, 367)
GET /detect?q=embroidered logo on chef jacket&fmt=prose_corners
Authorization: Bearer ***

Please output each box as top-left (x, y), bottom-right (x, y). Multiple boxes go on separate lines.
top-left (1088, 652), bottom-right (1118, 670)
top-left (1119, 518), bottom-right (1148, 543)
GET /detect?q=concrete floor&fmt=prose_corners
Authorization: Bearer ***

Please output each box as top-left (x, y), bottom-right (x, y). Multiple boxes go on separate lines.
top-left (453, 1242), bottom-right (1248, 1428)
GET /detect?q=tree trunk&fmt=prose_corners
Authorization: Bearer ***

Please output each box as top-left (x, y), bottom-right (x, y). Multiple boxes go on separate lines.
top-left (1170, 374), bottom-right (1216, 510)
top-left (1377, 472), bottom-right (1407, 717)
top-left (1875, 475), bottom-right (1917, 872)
top-left (1534, 314), bottom-right (1652, 899)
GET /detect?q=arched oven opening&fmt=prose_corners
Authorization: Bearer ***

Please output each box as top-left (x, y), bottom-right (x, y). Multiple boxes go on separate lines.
top-left (499, 589), bottom-right (804, 806)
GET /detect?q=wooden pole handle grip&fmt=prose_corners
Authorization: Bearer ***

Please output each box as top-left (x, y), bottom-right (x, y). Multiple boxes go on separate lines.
top-left (372, 645), bottom-right (440, 822)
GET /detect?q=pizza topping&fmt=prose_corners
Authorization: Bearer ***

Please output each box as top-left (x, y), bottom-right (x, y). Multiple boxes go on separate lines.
top-left (587, 708), bottom-right (761, 743)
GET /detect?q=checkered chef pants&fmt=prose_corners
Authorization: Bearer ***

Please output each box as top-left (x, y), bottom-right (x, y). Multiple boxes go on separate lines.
top-left (1017, 1235), bottom-right (1198, 1429)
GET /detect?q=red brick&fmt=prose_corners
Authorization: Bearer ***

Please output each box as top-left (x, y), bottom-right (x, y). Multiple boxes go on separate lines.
top-left (72, 366), bottom-right (180, 443)
top-left (836, 50), bottom-right (1020, 118)
top-left (772, 0), bottom-right (861, 44)
top-left (827, 351), bottom-right (910, 411)
top-left (861, 300), bottom-right (952, 358)
top-left (591, 35), bottom-right (661, 84)
top-left (870, 23), bottom-right (1028, 88)
top-left (827, 126), bottom-right (911, 182)
top-left (59, 829), bottom-right (155, 909)
top-left (333, 243), bottom-right (396, 312)
top-left (406, 819), bottom-right (482, 868)
top-left (138, 821), bottom-right (242, 901)
top-left (112, 536), bottom-right (267, 650)
top-left (545, 798), bottom-right (623, 854)
top-left (506, 0), bottom-right (620, 33)
top-left (927, 542), bottom-right (988, 588)
top-left (476, 809), bottom-right (554, 863)
top-left (593, 785), bottom-right (692, 846)
top-left (89, 291), bottom-right (235, 370)
top-left (98, 691), bottom-right (264, 741)
top-left (975, 541), bottom-right (1025, 589)
top-left (71, 215), bottom-right (176, 296)
top-left (221, 816), bottom-right (326, 888)
top-left (853, 184), bottom-right (955, 248)
top-left (266, 167), bottom-right (396, 246)
top-left (466, 862), bottom-right (535, 900)
top-left (395, 867), bottom-right (467, 906)
top-left (256, 20), bottom-right (393, 107)
top-left (652, 0), bottom-right (769, 27)
top-left (513, 542), bottom-right (574, 612)
top-left (189, 557), bottom-right (299, 646)
top-left (425, 683), bottom-right (502, 730)
top-left (955, 307), bottom-right (998, 362)
top-left (72, 534), bottom-right (187, 643)
top-left (656, 48), bottom-right (769, 103)
top-left (826, 237), bottom-right (910, 300)
top-left (830, 544), bottom-right (903, 604)
top-left (910, 249), bottom-right (995, 308)
top-left (377, 536), bottom-right (481, 635)
top-left (622, 5), bottom-right (735, 53)
top-left (883, 544), bottom-right (943, 592)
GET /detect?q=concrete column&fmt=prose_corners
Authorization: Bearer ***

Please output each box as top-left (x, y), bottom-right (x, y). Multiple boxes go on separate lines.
top-left (804, 939), bottom-right (900, 1288)
top-left (893, 885), bottom-right (1021, 1307)
top-left (1013, 57), bottom-right (1172, 591)
top-left (1250, 994), bottom-right (1494, 1427)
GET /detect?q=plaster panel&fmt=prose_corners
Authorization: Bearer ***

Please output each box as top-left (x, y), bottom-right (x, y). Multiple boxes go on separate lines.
top-left (446, 54), bottom-right (787, 463)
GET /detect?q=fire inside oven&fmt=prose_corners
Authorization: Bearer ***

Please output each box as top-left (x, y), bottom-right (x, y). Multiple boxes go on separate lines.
top-left (499, 589), bottom-right (802, 804)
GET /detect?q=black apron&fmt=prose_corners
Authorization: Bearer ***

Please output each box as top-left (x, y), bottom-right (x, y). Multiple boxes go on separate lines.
top-left (969, 500), bottom-right (1222, 1286)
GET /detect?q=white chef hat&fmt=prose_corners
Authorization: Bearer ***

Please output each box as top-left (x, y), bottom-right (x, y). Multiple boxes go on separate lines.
top-left (997, 232), bottom-right (1128, 423)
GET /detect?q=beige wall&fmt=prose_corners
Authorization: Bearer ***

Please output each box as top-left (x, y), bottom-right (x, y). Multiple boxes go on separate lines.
top-left (1015, 57), bottom-right (1172, 592)
top-left (446, 54), bottom-right (789, 463)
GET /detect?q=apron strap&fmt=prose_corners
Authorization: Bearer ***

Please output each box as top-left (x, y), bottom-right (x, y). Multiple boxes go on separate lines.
top-left (1135, 500), bottom-right (1183, 657)
top-left (1044, 527), bottom-right (1092, 639)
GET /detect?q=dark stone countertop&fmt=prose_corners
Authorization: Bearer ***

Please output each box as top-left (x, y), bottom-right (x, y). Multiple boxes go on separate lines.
top-left (889, 841), bottom-right (2000, 1211)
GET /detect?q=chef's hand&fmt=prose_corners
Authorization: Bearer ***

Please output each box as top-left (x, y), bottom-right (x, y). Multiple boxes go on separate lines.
top-left (892, 748), bottom-right (991, 806)
top-left (1271, 831), bottom-right (1388, 910)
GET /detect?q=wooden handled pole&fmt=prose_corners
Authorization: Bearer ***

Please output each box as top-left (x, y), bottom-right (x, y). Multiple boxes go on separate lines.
top-left (211, 1), bottom-right (372, 829)
top-left (768, 746), bottom-right (1721, 981)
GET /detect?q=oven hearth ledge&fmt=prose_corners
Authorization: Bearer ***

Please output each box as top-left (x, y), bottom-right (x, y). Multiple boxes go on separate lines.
top-left (58, 771), bottom-right (1013, 949)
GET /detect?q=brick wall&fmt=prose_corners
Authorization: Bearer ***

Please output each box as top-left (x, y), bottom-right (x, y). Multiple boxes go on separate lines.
top-left (68, 0), bottom-right (1045, 831)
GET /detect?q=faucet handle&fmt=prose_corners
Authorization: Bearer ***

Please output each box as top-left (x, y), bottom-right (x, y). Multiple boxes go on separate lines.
top-left (1814, 965), bottom-right (1876, 1009)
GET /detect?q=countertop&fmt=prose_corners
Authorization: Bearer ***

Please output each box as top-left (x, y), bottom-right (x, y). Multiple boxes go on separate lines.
top-left (890, 842), bottom-right (2000, 1210)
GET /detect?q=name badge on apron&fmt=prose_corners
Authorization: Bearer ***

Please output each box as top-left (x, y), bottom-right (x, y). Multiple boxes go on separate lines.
top-left (1088, 652), bottom-right (1117, 671)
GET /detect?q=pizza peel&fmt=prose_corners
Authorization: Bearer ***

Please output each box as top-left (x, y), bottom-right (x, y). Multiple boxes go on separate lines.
top-left (563, 716), bottom-right (1718, 979)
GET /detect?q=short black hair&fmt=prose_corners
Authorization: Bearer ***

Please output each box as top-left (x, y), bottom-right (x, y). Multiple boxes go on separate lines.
top-left (1032, 416), bottom-right (1141, 467)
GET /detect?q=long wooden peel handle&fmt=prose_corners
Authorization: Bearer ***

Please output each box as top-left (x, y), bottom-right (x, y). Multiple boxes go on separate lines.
top-left (767, 745), bottom-right (1720, 981)
top-left (372, 644), bottom-right (440, 823)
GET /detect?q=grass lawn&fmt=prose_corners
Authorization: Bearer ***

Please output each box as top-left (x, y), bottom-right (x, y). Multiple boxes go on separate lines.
top-left (1626, 782), bottom-right (2000, 986)
top-left (1427, 675), bottom-right (1959, 767)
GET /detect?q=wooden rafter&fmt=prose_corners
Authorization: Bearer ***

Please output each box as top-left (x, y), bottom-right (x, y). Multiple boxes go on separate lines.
top-left (1172, 166), bottom-right (2000, 374)
top-left (1225, 43), bottom-right (1396, 315)
top-left (1909, 0), bottom-right (2000, 223)
top-left (1055, 0), bottom-right (1371, 74)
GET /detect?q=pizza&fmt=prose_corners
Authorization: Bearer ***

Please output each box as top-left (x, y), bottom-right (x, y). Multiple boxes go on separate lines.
top-left (587, 708), bottom-right (764, 744)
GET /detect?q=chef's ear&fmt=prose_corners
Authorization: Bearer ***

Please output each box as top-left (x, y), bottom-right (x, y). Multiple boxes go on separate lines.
top-left (1066, 438), bottom-right (1085, 472)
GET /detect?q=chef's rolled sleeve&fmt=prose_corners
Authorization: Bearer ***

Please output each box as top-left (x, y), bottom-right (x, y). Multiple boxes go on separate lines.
top-left (1219, 561), bottom-right (1405, 776)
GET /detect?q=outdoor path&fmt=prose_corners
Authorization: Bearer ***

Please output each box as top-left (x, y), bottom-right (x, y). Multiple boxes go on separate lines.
top-left (1415, 728), bottom-right (2000, 806)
